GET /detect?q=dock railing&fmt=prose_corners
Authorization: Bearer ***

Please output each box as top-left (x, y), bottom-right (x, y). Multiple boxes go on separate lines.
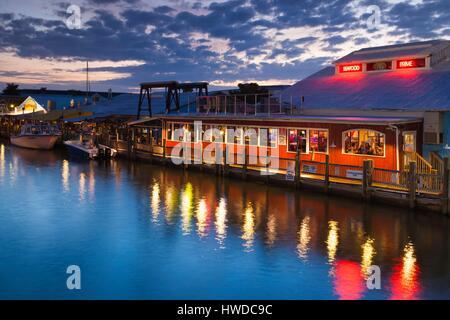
top-left (196, 94), bottom-right (301, 116)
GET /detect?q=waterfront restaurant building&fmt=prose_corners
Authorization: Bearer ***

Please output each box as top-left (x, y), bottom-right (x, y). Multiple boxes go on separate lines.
top-left (128, 40), bottom-right (450, 180)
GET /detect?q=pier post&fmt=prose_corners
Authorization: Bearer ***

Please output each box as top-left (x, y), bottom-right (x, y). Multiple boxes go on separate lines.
top-left (222, 147), bottom-right (230, 176)
top-left (162, 138), bottom-right (167, 165)
top-left (442, 157), bottom-right (449, 215)
top-left (408, 161), bottom-right (417, 209)
top-left (363, 159), bottom-right (373, 200)
top-left (127, 128), bottom-right (133, 160)
top-left (149, 129), bottom-right (153, 164)
top-left (324, 154), bottom-right (330, 193)
top-left (295, 149), bottom-right (301, 188)
top-left (242, 152), bottom-right (248, 180)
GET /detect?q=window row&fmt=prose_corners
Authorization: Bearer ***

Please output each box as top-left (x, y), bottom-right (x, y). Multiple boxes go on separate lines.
top-left (167, 123), bottom-right (278, 148)
top-left (288, 129), bottom-right (328, 153)
top-left (166, 124), bottom-right (386, 156)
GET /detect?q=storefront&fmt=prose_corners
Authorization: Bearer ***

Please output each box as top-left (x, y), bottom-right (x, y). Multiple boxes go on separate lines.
top-left (133, 115), bottom-right (422, 172)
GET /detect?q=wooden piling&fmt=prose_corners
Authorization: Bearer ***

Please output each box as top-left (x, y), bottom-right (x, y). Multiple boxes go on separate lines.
top-left (362, 159), bottom-right (373, 200)
top-left (162, 138), bottom-right (167, 165)
top-left (442, 157), bottom-right (449, 215)
top-left (408, 161), bottom-right (417, 209)
top-left (324, 154), bottom-right (330, 193)
top-left (294, 146), bottom-right (301, 188)
top-left (242, 152), bottom-right (248, 180)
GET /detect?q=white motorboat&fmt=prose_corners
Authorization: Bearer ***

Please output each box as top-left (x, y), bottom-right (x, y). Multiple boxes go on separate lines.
top-left (10, 123), bottom-right (61, 150)
top-left (64, 134), bottom-right (117, 160)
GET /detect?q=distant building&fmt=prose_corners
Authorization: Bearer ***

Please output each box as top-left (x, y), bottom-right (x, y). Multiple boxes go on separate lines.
top-left (0, 96), bottom-right (47, 116)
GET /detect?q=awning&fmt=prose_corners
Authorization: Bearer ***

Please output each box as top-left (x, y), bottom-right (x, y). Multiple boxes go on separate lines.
top-left (28, 109), bottom-right (94, 121)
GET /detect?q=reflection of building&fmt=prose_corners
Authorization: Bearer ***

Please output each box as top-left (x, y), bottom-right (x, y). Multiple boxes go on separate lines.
top-left (133, 114), bottom-right (421, 172)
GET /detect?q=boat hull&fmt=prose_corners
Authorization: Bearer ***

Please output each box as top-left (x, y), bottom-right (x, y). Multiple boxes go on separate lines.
top-left (64, 141), bottom-right (98, 160)
top-left (10, 135), bottom-right (59, 150)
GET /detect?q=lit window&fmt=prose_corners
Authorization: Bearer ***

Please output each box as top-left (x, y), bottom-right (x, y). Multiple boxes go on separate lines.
top-left (202, 125), bottom-right (212, 142)
top-left (226, 126), bottom-right (243, 144)
top-left (212, 125), bottom-right (225, 142)
top-left (259, 128), bottom-right (278, 148)
top-left (244, 127), bottom-right (258, 146)
top-left (172, 123), bottom-right (185, 141)
top-left (343, 129), bottom-right (385, 156)
top-left (309, 130), bottom-right (328, 153)
top-left (288, 129), bottom-right (307, 153)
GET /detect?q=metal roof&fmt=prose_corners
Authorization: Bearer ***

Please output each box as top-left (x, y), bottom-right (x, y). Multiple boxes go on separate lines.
top-left (282, 57), bottom-right (450, 111)
top-left (147, 113), bottom-right (422, 125)
top-left (335, 40), bottom-right (450, 64)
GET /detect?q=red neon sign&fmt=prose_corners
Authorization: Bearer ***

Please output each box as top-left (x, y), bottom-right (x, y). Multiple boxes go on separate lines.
top-left (339, 63), bottom-right (362, 73)
top-left (397, 58), bottom-right (426, 69)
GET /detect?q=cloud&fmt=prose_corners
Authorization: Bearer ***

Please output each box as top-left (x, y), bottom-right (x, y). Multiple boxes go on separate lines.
top-left (0, 0), bottom-right (449, 91)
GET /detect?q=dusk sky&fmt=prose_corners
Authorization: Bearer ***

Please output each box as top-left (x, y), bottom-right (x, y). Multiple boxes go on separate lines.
top-left (0, 0), bottom-right (449, 92)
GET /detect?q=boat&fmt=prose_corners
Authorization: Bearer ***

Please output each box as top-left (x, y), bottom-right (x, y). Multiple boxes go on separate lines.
top-left (64, 134), bottom-right (117, 160)
top-left (10, 123), bottom-right (61, 150)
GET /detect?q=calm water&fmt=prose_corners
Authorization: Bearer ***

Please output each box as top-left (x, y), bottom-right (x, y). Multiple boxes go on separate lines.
top-left (0, 142), bottom-right (449, 300)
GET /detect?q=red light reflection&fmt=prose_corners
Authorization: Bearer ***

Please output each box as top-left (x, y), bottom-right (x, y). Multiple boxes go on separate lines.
top-left (390, 242), bottom-right (421, 300)
top-left (333, 260), bottom-right (365, 300)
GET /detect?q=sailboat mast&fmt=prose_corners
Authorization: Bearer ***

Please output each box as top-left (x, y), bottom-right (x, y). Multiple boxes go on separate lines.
top-left (86, 60), bottom-right (90, 99)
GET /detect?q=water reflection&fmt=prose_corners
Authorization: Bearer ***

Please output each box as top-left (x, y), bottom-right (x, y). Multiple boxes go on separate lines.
top-left (361, 237), bottom-right (376, 278)
top-left (215, 198), bottom-right (227, 248)
top-left (196, 198), bottom-right (209, 237)
top-left (62, 160), bottom-right (70, 192)
top-left (326, 221), bottom-right (339, 264)
top-left (334, 260), bottom-right (365, 300)
top-left (266, 214), bottom-right (277, 247)
top-left (297, 216), bottom-right (311, 260)
top-left (0, 145), bottom-right (447, 299)
top-left (390, 242), bottom-right (421, 300)
top-left (88, 163), bottom-right (95, 200)
top-left (79, 172), bottom-right (86, 201)
top-left (180, 183), bottom-right (194, 234)
top-left (0, 144), bottom-right (5, 180)
top-left (242, 202), bottom-right (255, 251)
top-left (151, 181), bottom-right (161, 223)
top-left (164, 186), bottom-right (177, 224)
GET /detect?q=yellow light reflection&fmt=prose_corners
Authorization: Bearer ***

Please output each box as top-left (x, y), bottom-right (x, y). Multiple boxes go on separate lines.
top-left (151, 182), bottom-right (161, 222)
top-left (79, 172), bottom-right (86, 200)
top-left (361, 237), bottom-right (376, 278)
top-left (88, 165), bottom-right (95, 199)
top-left (164, 186), bottom-right (177, 224)
top-left (62, 160), bottom-right (70, 192)
top-left (390, 241), bottom-right (421, 300)
top-left (326, 220), bottom-right (339, 264)
top-left (196, 198), bottom-right (209, 237)
top-left (0, 144), bottom-right (5, 179)
top-left (215, 198), bottom-right (227, 247)
top-left (266, 214), bottom-right (277, 246)
top-left (297, 216), bottom-right (311, 260)
top-left (242, 202), bottom-right (255, 251)
top-left (402, 242), bottom-right (418, 284)
top-left (180, 183), bottom-right (194, 235)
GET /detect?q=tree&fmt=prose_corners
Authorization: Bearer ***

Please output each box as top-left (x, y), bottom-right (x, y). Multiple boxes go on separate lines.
top-left (237, 83), bottom-right (267, 95)
top-left (2, 83), bottom-right (20, 96)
